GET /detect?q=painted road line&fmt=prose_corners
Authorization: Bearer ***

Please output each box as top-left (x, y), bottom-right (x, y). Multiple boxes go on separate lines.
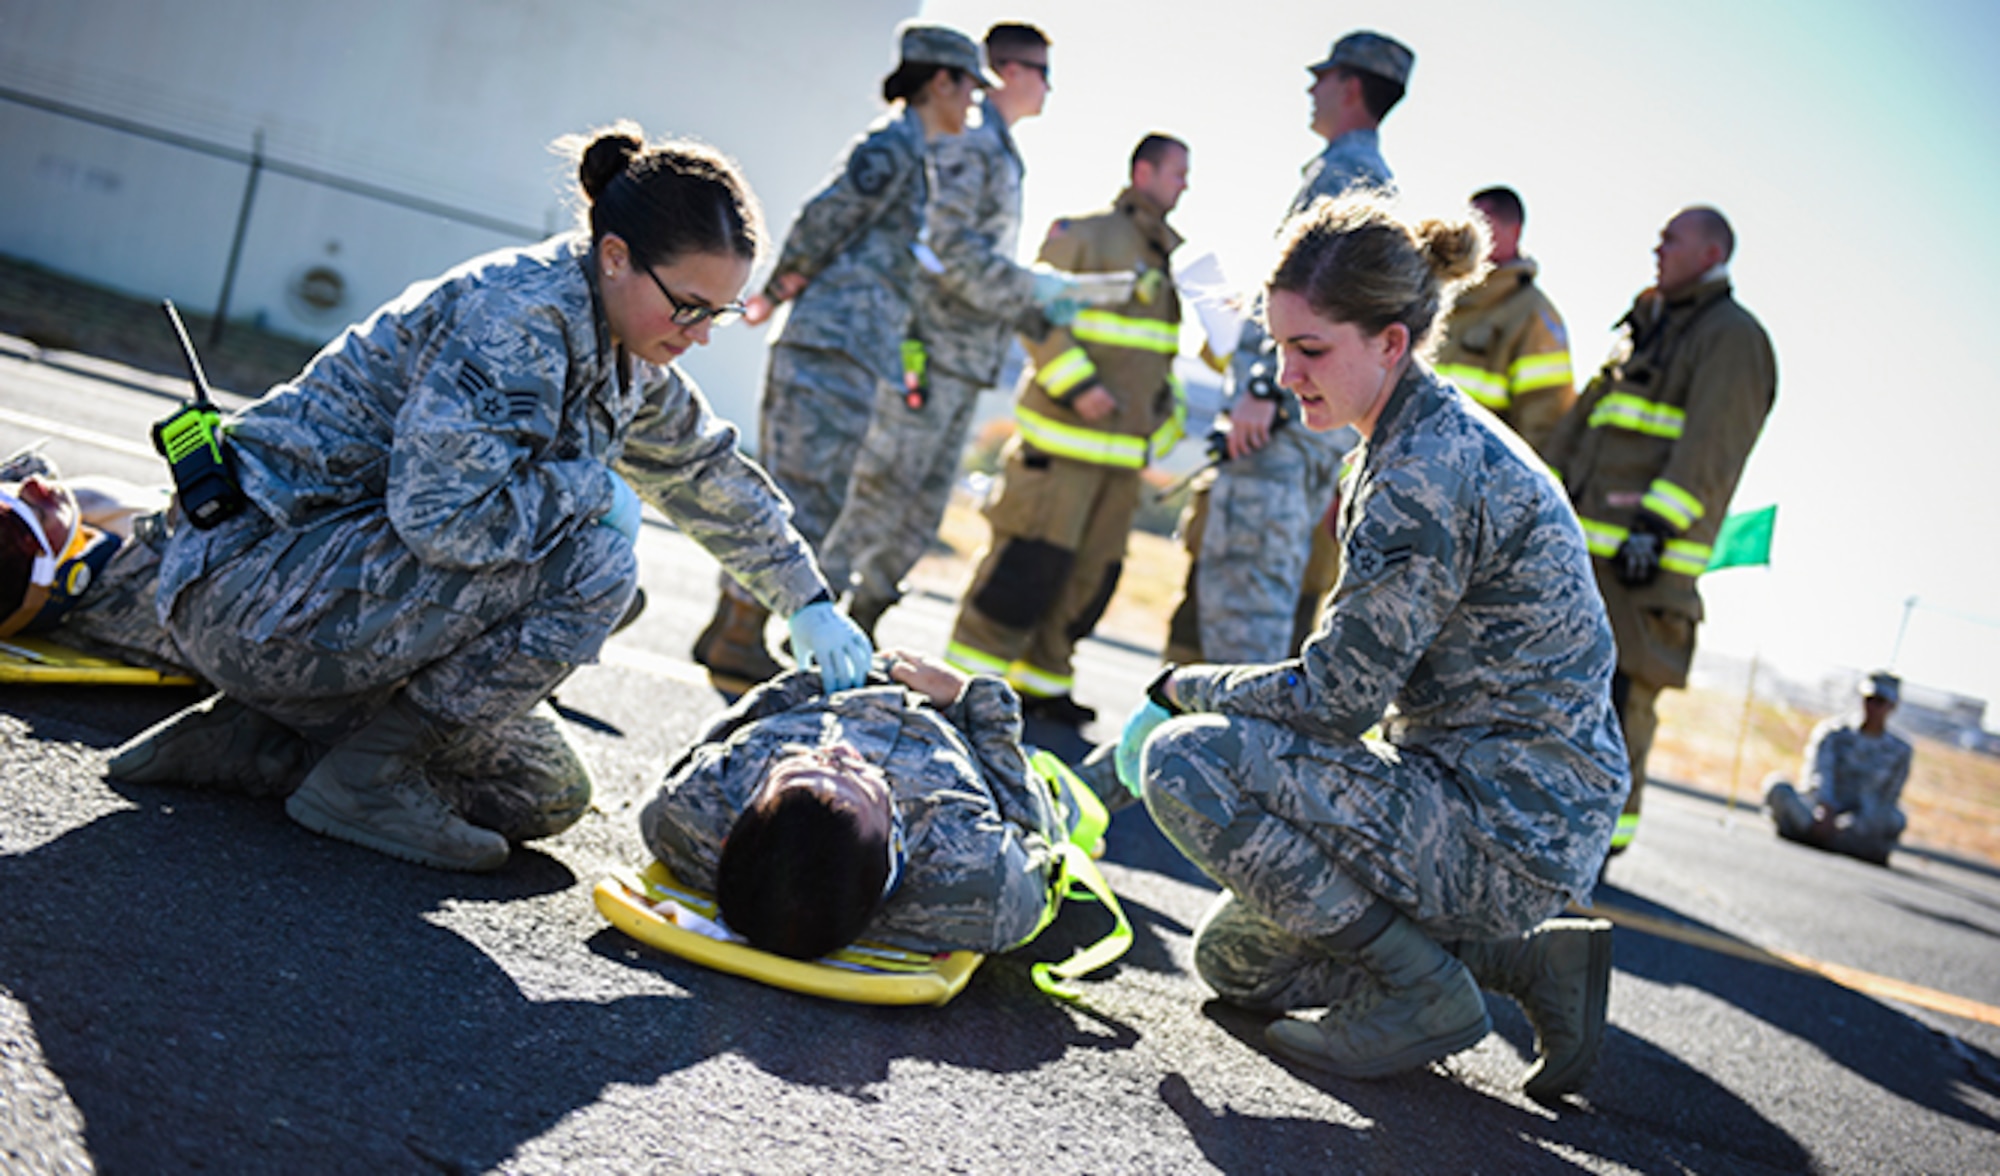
top-left (1591, 901), bottom-right (2000, 1028)
top-left (0, 405), bottom-right (157, 460)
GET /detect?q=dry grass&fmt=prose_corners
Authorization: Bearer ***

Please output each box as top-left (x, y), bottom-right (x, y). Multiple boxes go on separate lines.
top-left (1654, 687), bottom-right (2000, 867)
top-left (919, 494), bottom-right (2000, 868)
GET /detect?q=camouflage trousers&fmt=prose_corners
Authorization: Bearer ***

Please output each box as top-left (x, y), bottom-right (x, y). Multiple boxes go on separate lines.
top-left (160, 508), bottom-right (630, 838)
top-left (818, 368), bottom-right (982, 607)
top-left (725, 342), bottom-right (886, 605)
top-left (1142, 713), bottom-right (1569, 1012)
top-left (1174, 425), bottom-right (1344, 664)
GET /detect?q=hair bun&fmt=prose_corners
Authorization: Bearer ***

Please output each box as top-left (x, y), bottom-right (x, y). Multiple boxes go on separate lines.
top-left (578, 128), bottom-right (645, 203)
top-left (1414, 217), bottom-right (1486, 284)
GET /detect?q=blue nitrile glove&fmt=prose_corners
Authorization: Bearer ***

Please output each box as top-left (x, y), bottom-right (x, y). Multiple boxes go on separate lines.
top-left (1031, 271), bottom-right (1082, 327)
top-left (787, 601), bottom-right (874, 693)
top-left (1114, 700), bottom-right (1173, 798)
top-left (598, 471), bottom-right (642, 544)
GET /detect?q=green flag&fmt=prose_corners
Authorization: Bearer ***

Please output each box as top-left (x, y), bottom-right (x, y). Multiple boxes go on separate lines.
top-left (1706, 504), bottom-right (1776, 573)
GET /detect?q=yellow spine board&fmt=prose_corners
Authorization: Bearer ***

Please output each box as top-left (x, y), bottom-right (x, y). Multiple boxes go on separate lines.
top-left (593, 860), bottom-right (982, 1007)
top-left (0, 637), bottom-right (197, 686)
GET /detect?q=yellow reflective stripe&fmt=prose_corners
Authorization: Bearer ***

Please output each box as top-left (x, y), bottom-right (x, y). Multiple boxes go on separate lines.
top-left (1578, 516), bottom-right (1628, 559)
top-left (1007, 661), bottom-right (1073, 698)
top-left (1509, 351), bottom-right (1573, 392)
top-left (1037, 347), bottom-right (1097, 398)
top-left (1438, 363), bottom-right (1510, 409)
top-left (1661, 539), bottom-right (1712, 577)
top-left (1015, 406), bottom-right (1147, 468)
top-left (1071, 309), bottom-right (1179, 354)
top-left (1610, 812), bottom-right (1639, 849)
top-left (1643, 479), bottom-right (1706, 530)
top-left (946, 641), bottom-right (1011, 676)
top-left (1587, 393), bottom-right (1685, 439)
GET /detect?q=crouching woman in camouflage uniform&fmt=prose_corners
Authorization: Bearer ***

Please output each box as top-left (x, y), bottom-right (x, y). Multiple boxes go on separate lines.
top-left (112, 124), bottom-right (871, 873)
top-left (1115, 194), bottom-right (1630, 1100)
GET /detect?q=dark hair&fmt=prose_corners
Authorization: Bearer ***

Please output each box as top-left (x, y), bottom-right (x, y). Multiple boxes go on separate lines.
top-left (1337, 67), bottom-right (1406, 121)
top-left (563, 121), bottom-right (763, 269)
top-left (1470, 185), bottom-right (1525, 227)
top-left (985, 22), bottom-right (1049, 64)
top-left (1269, 192), bottom-right (1486, 352)
top-left (715, 756), bottom-right (892, 960)
top-left (1130, 133), bottom-right (1188, 174)
top-left (882, 61), bottom-right (965, 105)
top-left (0, 509), bottom-right (36, 620)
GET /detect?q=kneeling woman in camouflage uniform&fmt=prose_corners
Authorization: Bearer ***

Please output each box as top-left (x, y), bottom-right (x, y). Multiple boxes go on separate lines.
top-left (114, 124), bottom-right (871, 873)
top-left (1115, 195), bottom-right (1629, 1100)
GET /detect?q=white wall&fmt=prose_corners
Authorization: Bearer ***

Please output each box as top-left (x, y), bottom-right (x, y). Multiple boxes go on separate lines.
top-left (0, 0), bottom-right (922, 427)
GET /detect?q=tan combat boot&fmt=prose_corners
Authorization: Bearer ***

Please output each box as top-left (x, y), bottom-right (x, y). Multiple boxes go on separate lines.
top-left (284, 697), bottom-right (508, 872)
top-left (1454, 918), bottom-right (1613, 1102)
top-left (1265, 910), bottom-right (1491, 1079)
top-left (108, 693), bottom-right (317, 797)
top-left (691, 594), bottom-right (781, 692)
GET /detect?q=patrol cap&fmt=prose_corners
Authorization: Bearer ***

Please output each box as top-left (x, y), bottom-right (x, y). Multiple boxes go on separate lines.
top-left (1308, 31), bottom-right (1415, 86)
top-left (1861, 671), bottom-right (1902, 705)
top-left (895, 22), bottom-right (999, 88)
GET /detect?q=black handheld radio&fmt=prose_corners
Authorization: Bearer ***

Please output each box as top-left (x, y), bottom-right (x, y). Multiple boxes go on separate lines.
top-left (153, 300), bottom-right (245, 530)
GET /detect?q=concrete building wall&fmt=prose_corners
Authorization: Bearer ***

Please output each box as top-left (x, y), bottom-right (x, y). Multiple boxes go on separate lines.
top-left (0, 0), bottom-right (922, 428)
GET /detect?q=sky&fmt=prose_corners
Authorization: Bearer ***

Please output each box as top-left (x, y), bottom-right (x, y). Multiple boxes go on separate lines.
top-left (920, 0), bottom-right (2000, 716)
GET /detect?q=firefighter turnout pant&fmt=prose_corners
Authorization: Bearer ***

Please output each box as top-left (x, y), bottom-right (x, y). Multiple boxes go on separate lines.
top-left (947, 441), bottom-right (1138, 700)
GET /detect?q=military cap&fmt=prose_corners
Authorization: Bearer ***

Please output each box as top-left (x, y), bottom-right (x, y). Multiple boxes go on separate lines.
top-left (1861, 671), bottom-right (1902, 705)
top-left (1307, 31), bottom-right (1415, 87)
top-left (894, 22), bottom-right (1000, 88)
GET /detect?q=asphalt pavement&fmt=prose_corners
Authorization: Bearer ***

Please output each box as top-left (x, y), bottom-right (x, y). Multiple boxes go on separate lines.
top-left (4, 340), bottom-right (1998, 1175)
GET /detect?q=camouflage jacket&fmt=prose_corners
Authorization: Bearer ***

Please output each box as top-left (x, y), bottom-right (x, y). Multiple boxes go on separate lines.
top-left (916, 98), bottom-right (1039, 385)
top-left (1173, 365), bottom-right (1631, 893)
top-left (638, 669), bottom-right (1062, 954)
top-left (1802, 716), bottom-right (1912, 826)
top-left (768, 106), bottom-right (932, 387)
top-left (1289, 127), bottom-right (1394, 217)
top-left (158, 233), bottom-right (828, 660)
top-left (1433, 258), bottom-right (1575, 455)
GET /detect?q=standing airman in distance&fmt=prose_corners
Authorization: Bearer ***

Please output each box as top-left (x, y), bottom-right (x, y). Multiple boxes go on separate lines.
top-left (1164, 31), bottom-right (1412, 667)
top-left (1543, 205), bottom-right (1778, 857)
top-left (817, 22), bottom-right (1083, 639)
top-left (693, 22), bottom-right (988, 690)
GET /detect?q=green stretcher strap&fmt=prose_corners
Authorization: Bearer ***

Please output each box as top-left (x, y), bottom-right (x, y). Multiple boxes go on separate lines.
top-left (1023, 750), bottom-right (1132, 1000)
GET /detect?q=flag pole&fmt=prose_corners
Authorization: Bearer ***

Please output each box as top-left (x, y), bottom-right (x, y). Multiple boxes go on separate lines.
top-left (1725, 650), bottom-right (1760, 820)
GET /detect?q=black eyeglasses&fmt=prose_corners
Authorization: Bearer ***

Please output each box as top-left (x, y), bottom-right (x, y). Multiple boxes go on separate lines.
top-left (997, 59), bottom-right (1049, 81)
top-left (641, 266), bottom-right (745, 327)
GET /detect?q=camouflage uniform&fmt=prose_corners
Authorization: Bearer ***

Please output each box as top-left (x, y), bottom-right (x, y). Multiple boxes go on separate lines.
top-left (1178, 129), bottom-right (1391, 664)
top-left (721, 106), bottom-right (932, 607)
top-left (1766, 716), bottom-right (1912, 860)
top-left (818, 98), bottom-right (1040, 611)
top-left (148, 234), bottom-right (828, 834)
top-left (1433, 258), bottom-right (1575, 456)
top-left (1144, 366), bottom-right (1629, 1009)
top-left (639, 668), bottom-right (1062, 953)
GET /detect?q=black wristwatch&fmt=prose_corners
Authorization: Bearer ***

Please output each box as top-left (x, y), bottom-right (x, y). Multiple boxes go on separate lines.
top-left (1146, 663), bottom-right (1184, 715)
top-left (1242, 359), bottom-right (1280, 402)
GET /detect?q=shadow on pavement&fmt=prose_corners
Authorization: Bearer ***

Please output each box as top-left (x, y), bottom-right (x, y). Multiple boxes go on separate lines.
top-left (584, 921), bottom-right (1142, 1095)
top-left (1600, 885), bottom-right (2000, 1134)
top-left (0, 788), bottom-right (720, 1173)
top-left (1189, 997), bottom-right (1803, 1174)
